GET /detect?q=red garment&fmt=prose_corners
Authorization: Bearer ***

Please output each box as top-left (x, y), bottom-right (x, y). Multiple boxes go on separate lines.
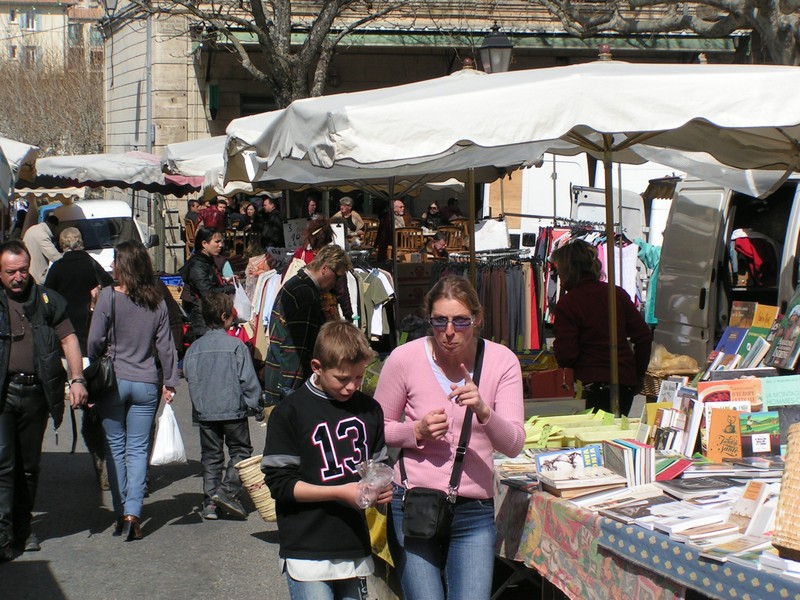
top-left (552, 278), bottom-right (652, 386)
top-left (200, 208), bottom-right (226, 232)
top-left (734, 237), bottom-right (777, 286)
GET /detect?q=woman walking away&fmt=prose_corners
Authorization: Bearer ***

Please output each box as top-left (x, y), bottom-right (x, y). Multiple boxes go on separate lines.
top-left (375, 275), bottom-right (524, 600)
top-left (550, 240), bottom-right (652, 417)
top-left (87, 241), bottom-right (178, 541)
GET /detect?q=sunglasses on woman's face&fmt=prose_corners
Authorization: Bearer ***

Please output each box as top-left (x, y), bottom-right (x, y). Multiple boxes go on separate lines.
top-left (428, 316), bottom-right (474, 331)
top-left (429, 206), bottom-right (438, 211)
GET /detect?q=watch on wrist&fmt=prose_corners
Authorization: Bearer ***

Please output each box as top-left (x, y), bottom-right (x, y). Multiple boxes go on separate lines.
top-left (69, 378), bottom-right (86, 387)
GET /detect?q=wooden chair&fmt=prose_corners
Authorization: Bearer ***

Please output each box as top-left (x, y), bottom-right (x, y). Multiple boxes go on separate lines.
top-left (184, 218), bottom-right (196, 261)
top-left (395, 227), bottom-right (424, 260)
top-left (359, 225), bottom-right (379, 259)
top-left (449, 217), bottom-right (469, 249)
top-left (361, 216), bottom-right (379, 229)
top-left (437, 225), bottom-right (465, 252)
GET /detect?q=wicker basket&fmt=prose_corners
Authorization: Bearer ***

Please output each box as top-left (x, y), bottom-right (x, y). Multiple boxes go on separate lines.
top-left (773, 423), bottom-right (800, 560)
top-left (642, 369), bottom-right (699, 399)
top-left (235, 454), bottom-right (276, 522)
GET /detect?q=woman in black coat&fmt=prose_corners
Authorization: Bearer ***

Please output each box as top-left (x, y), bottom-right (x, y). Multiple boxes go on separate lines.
top-left (180, 228), bottom-right (234, 339)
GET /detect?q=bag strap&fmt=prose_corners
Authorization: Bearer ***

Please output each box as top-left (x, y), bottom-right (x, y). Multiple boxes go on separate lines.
top-left (399, 338), bottom-right (486, 503)
top-left (108, 288), bottom-right (116, 360)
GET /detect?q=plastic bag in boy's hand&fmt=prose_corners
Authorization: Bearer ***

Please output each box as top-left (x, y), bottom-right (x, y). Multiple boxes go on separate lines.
top-left (355, 460), bottom-right (394, 508)
top-left (150, 404), bottom-right (188, 465)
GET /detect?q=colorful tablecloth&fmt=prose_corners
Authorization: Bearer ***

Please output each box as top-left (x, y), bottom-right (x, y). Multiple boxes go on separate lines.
top-left (495, 484), bottom-right (682, 600)
top-left (598, 519), bottom-right (800, 600)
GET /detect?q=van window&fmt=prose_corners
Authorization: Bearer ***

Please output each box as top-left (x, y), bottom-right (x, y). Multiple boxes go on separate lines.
top-left (57, 218), bottom-right (137, 251)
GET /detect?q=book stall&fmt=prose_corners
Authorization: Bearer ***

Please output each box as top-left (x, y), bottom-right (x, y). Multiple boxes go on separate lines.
top-left (493, 296), bottom-right (800, 600)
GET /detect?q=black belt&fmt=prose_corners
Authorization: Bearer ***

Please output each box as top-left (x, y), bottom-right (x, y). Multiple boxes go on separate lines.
top-left (9, 373), bottom-right (40, 385)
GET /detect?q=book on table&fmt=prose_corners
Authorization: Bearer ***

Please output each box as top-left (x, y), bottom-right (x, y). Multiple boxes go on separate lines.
top-left (729, 301), bottom-right (757, 329)
top-left (670, 520), bottom-right (742, 542)
top-left (698, 534), bottom-right (773, 562)
top-left (652, 508), bottom-right (730, 535)
top-left (739, 411), bottom-right (781, 457)
top-left (537, 465), bottom-right (627, 491)
top-left (539, 479), bottom-right (627, 499)
top-left (759, 547), bottom-right (800, 574)
top-left (705, 407), bottom-right (744, 463)
top-left (597, 494), bottom-right (677, 524)
top-left (654, 476), bottom-right (747, 500)
top-left (533, 444), bottom-right (603, 477)
top-left (763, 286), bottom-right (800, 370)
top-left (715, 326), bottom-right (750, 355)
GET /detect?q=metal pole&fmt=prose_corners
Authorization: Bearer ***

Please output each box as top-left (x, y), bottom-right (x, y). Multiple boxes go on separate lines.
top-left (467, 168), bottom-right (477, 289)
top-left (617, 162), bottom-right (624, 292)
top-left (552, 154), bottom-right (558, 226)
top-left (389, 177), bottom-right (400, 347)
top-left (603, 146), bottom-right (621, 416)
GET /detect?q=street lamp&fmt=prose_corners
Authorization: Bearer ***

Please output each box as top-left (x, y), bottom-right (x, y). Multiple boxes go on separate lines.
top-left (479, 23), bottom-right (513, 74)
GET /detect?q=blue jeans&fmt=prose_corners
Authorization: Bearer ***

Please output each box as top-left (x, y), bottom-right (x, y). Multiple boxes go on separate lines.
top-left (100, 379), bottom-right (159, 518)
top-left (387, 485), bottom-right (496, 600)
top-left (285, 575), bottom-right (368, 600)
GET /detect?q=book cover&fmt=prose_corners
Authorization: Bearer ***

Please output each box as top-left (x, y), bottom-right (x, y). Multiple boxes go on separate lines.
top-left (739, 411), bottom-right (780, 456)
top-left (763, 375), bottom-right (800, 408)
top-left (706, 408), bottom-right (743, 463)
top-left (739, 334), bottom-right (771, 368)
top-left (656, 379), bottom-right (682, 405)
top-left (602, 440), bottom-right (635, 488)
top-left (698, 534), bottom-right (772, 562)
top-left (699, 378), bottom-right (762, 410)
top-left (727, 480), bottom-right (769, 531)
top-left (714, 326), bottom-right (749, 355)
top-left (598, 495), bottom-right (677, 524)
top-left (534, 445), bottom-right (603, 477)
top-left (653, 476), bottom-right (747, 499)
top-left (537, 466), bottom-right (627, 490)
top-left (676, 386), bottom-right (703, 456)
top-left (539, 480), bottom-right (626, 499)
top-left (729, 301), bottom-right (757, 328)
top-left (752, 304), bottom-right (779, 330)
top-left (716, 353), bottom-right (742, 371)
top-left (655, 457), bottom-right (694, 481)
top-left (763, 289), bottom-right (800, 369)
top-left (708, 367), bottom-right (778, 381)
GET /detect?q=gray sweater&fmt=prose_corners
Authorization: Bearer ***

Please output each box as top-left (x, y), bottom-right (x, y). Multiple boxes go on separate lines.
top-left (87, 287), bottom-right (178, 387)
top-left (183, 329), bottom-right (261, 421)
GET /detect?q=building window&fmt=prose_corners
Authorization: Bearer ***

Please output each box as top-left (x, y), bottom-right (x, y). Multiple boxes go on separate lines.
top-left (23, 46), bottom-right (38, 66)
top-left (68, 23), bottom-right (82, 47)
top-left (89, 27), bottom-right (103, 48)
top-left (19, 10), bottom-right (37, 31)
top-left (9, 9), bottom-right (16, 22)
top-left (240, 95), bottom-right (277, 117)
top-left (9, 46), bottom-right (16, 60)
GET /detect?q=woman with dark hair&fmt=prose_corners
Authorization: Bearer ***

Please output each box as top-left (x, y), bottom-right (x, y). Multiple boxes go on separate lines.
top-left (180, 228), bottom-right (234, 338)
top-left (290, 218), bottom-right (353, 322)
top-left (549, 239), bottom-right (652, 416)
top-left (87, 241), bottom-right (178, 541)
top-left (420, 200), bottom-right (445, 230)
top-left (306, 195), bottom-right (322, 221)
top-left (375, 275), bottom-right (524, 600)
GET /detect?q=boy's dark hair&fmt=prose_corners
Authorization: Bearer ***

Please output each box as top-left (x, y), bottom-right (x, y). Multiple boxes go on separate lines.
top-left (313, 320), bottom-right (374, 369)
top-left (44, 214), bottom-right (59, 226)
top-left (201, 292), bottom-right (233, 329)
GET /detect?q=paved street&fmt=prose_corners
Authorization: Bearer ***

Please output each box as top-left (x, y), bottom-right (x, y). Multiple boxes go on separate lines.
top-left (0, 377), bottom-right (290, 600)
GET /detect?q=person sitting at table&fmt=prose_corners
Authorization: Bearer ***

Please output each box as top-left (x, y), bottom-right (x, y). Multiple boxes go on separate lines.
top-left (375, 275), bottom-right (524, 600)
top-left (441, 197), bottom-right (464, 221)
top-left (330, 196), bottom-right (365, 246)
top-left (376, 198), bottom-right (412, 261)
top-left (419, 231), bottom-right (448, 261)
top-left (420, 200), bottom-right (446, 230)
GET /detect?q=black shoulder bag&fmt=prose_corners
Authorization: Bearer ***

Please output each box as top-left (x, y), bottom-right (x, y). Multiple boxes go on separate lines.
top-left (399, 338), bottom-right (486, 541)
top-left (83, 288), bottom-right (117, 400)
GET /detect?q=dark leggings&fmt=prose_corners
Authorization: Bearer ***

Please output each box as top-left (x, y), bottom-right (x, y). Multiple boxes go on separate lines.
top-left (583, 383), bottom-right (637, 417)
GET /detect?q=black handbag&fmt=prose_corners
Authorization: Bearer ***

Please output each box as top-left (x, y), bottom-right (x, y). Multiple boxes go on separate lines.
top-left (399, 339), bottom-right (485, 541)
top-left (83, 289), bottom-right (117, 400)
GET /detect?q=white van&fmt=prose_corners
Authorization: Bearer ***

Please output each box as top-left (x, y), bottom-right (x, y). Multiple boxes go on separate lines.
top-left (653, 177), bottom-right (800, 364)
top-left (51, 200), bottom-right (159, 273)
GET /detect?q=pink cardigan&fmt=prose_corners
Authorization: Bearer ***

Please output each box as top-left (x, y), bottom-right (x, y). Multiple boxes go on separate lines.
top-left (375, 337), bottom-right (525, 500)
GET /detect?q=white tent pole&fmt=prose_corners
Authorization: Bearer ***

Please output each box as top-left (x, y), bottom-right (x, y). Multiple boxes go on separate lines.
top-left (603, 143), bottom-right (621, 416)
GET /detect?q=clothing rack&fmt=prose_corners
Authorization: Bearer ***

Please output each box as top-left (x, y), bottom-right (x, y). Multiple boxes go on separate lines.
top-left (449, 248), bottom-right (531, 263)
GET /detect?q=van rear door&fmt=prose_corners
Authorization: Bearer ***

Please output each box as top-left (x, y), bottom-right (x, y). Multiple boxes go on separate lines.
top-left (654, 179), bottom-right (730, 363)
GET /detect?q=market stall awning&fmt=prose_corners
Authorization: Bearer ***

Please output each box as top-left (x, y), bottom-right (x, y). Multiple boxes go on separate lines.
top-left (21, 151), bottom-right (204, 196)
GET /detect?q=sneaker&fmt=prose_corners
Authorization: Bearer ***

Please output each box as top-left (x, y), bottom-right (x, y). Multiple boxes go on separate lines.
top-left (212, 490), bottom-right (247, 520)
top-left (0, 542), bottom-right (12, 562)
top-left (22, 533), bottom-right (40, 552)
top-left (202, 501), bottom-right (219, 520)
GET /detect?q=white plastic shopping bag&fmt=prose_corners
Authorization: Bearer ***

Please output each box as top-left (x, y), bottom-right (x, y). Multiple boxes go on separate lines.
top-left (150, 403), bottom-right (187, 466)
top-left (233, 279), bottom-right (253, 322)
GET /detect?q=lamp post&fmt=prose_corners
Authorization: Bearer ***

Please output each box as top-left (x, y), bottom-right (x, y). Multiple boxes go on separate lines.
top-left (479, 23), bottom-right (513, 74)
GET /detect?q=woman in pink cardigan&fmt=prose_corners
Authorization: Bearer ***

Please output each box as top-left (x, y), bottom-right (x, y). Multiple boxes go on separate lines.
top-left (375, 275), bottom-right (525, 600)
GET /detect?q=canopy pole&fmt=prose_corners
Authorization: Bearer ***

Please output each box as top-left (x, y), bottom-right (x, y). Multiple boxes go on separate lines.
top-left (389, 177), bottom-right (400, 348)
top-left (603, 145), bottom-right (621, 416)
top-left (467, 168), bottom-right (477, 289)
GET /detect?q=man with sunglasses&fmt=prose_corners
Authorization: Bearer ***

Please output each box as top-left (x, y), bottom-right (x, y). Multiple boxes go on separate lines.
top-left (263, 245), bottom-right (352, 406)
top-left (421, 201), bottom-right (446, 230)
top-left (0, 240), bottom-right (87, 560)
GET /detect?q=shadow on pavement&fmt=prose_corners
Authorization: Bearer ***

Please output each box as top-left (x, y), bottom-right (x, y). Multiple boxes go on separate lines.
top-left (146, 459), bottom-right (203, 495)
top-left (251, 529), bottom-right (280, 545)
top-left (0, 560), bottom-right (67, 599)
top-left (139, 491), bottom-right (205, 536)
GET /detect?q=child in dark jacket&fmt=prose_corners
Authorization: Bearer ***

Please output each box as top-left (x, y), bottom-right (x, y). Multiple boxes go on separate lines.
top-left (184, 292), bottom-right (261, 520)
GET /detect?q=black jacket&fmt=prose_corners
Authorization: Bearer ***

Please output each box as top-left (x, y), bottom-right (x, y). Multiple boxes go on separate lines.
top-left (260, 210), bottom-right (285, 248)
top-left (0, 282), bottom-right (71, 426)
top-left (180, 252), bottom-right (234, 338)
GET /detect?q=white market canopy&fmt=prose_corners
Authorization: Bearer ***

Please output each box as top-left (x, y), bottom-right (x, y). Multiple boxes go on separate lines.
top-left (23, 151), bottom-right (204, 196)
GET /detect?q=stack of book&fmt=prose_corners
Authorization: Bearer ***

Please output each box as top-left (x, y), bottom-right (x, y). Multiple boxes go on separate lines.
top-left (534, 445), bottom-right (627, 499)
top-left (602, 439), bottom-right (655, 488)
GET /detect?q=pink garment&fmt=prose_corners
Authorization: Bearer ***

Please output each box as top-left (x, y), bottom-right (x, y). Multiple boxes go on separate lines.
top-left (375, 337), bottom-right (525, 500)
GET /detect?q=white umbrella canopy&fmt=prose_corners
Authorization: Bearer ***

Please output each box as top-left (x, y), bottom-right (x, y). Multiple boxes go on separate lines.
top-left (0, 137), bottom-right (38, 183)
top-left (25, 151), bottom-right (204, 196)
top-left (229, 60), bottom-right (800, 415)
